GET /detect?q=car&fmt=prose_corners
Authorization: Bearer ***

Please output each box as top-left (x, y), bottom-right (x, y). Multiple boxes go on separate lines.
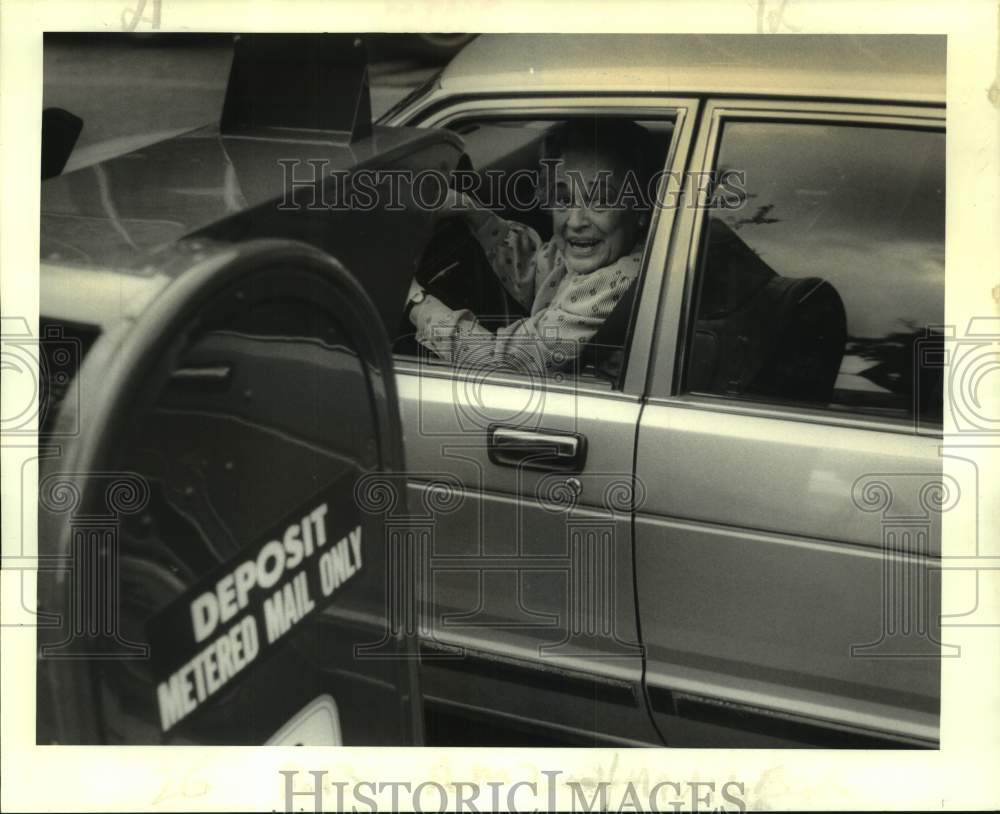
top-left (35, 33), bottom-right (946, 748)
top-left (381, 33), bottom-right (946, 748)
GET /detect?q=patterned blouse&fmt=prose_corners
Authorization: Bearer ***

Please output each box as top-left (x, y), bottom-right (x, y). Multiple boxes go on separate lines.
top-left (409, 208), bottom-right (644, 375)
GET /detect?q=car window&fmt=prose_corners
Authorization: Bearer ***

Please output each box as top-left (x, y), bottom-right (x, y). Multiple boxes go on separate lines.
top-left (394, 115), bottom-right (676, 389)
top-left (684, 121), bottom-right (944, 424)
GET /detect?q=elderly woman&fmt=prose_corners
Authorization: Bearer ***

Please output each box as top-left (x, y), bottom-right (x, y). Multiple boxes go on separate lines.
top-left (405, 118), bottom-right (654, 375)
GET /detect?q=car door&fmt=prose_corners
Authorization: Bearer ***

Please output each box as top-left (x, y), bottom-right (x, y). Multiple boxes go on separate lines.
top-left (635, 99), bottom-right (946, 747)
top-left (393, 97), bottom-right (697, 744)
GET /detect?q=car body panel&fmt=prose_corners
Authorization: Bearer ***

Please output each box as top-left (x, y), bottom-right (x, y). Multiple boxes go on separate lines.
top-left (634, 407), bottom-right (942, 745)
top-left (636, 403), bottom-right (944, 552)
top-left (394, 367), bottom-right (654, 742)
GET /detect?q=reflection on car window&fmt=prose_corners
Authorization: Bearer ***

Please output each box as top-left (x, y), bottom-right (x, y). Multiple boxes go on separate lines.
top-left (686, 122), bottom-right (944, 423)
top-left (395, 116), bottom-right (676, 389)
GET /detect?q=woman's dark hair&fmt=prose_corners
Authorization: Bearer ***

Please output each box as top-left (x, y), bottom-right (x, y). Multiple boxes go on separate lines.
top-left (539, 117), bottom-right (657, 208)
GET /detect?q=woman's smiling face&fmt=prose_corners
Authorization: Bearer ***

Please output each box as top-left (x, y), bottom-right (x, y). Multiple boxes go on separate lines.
top-left (551, 147), bottom-right (644, 275)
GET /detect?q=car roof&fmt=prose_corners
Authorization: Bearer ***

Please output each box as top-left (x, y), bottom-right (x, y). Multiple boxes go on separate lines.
top-left (439, 34), bottom-right (945, 104)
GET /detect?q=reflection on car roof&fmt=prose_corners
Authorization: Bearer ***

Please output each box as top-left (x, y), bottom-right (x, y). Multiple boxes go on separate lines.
top-left (440, 35), bottom-right (945, 104)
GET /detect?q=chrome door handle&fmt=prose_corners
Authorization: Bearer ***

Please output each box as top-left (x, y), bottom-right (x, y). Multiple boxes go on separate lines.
top-left (487, 424), bottom-right (587, 471)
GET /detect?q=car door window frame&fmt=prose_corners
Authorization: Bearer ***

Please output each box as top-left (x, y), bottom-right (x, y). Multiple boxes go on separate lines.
top-left (394, 95), bottom-right (700, 399)
top-left (647, 98), bottom-right (945, 436)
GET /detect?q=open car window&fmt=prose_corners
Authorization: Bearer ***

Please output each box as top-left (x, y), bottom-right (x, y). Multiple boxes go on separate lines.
top-left (392, 115), bottom-right (677, 390)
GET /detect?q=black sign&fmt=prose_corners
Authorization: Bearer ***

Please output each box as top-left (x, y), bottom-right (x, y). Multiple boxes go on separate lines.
top-left (146, 476), bottom-right (363, 733)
